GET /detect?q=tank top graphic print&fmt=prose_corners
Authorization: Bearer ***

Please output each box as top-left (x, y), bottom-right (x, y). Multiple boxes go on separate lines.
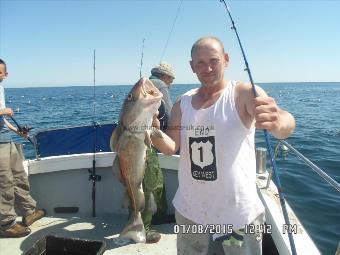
top-left (189, 129), bottom-right (217, 181)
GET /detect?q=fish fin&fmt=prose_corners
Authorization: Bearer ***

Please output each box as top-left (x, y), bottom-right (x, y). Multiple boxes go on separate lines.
top-left (136, 183), bottom-right (145, 212)
top-left (110, 123), bottom-right (124, 151)
top-left (118, 156), bottom-right (145, 213)
top-left (110, 130), bottom-right (118, 151)
top-left (112, 155), bottom-right (123, 183)
top-left (119, 156), bottom-right (140, 213)
top-left (118, 155), bottom-right (129, 183)
top-left (121, 191), bottom-right (129, 208)
top-left (147, 192), bottom-right (158, 215)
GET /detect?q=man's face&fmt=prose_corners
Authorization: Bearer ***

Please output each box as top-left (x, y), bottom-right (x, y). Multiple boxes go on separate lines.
top-left (0, 64), bottom-right (8, 83)
top-left (163, 75), bottom-right (174, 86)
top-left (190, 40), bottom-right (228, 87)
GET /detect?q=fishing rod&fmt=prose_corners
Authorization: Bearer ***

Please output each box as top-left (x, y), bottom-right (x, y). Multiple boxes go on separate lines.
top-left (219, 1), bottom-right (297, 254)
top-left (88, 49), bottom-right (101, 217)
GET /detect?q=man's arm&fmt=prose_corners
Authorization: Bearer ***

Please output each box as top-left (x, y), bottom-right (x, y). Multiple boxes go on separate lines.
top-left (244, 84), bottom-right (295, 139)
top-left (0, 107), bottom-right (16, 132)
top-left (3, 118), bottom-right (17, 133)
top-left (1, 108), bottom-right (28, 137)
top-left (151, 98), bottom-right (181, 155)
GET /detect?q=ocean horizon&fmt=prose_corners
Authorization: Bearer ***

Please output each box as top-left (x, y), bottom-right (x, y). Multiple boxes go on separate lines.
top-left (5, 81), bottom-right (340, 89)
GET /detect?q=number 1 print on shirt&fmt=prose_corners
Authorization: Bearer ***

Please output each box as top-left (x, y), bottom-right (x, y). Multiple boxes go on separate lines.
top-left (189, 136), bottom-right (217, 181)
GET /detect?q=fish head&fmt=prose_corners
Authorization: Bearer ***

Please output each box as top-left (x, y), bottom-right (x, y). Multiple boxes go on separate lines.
top-left (119, 78), bottom-right (163, 132)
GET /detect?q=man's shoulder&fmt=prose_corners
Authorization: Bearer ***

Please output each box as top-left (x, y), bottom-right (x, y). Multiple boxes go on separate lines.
top-left (183, 88), bottom-right (198, 97)
top-left (234, 81), bottom-right (259, 99)
top-left (235, 80), bottom-right (266, 90)
top-left (172, 88), bottom-right (198, 107)
top-left (234, 81), bottom-right (252, 92)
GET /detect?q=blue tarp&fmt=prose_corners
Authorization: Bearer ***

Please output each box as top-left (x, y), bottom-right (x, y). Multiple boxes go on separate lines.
top-left (35, 123), bottom-right (117, 158)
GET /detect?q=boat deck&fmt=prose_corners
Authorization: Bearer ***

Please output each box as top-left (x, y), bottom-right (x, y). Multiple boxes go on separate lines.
top-left (0, 213), bottom-right (177, 255)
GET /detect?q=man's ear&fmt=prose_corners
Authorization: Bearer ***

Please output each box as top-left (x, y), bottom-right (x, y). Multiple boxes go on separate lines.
top-left (190, 60), bottom-right (196, 73)
top-left (224, 53), bottom-right (229, 63)
top-left (224, 53), bottom-right (229, 66)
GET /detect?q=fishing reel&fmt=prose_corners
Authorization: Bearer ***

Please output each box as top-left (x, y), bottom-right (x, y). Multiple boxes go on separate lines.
top-left (9, 116), bottom-right (33, 134)
top-left (18, 125), bottom-right (33, 134)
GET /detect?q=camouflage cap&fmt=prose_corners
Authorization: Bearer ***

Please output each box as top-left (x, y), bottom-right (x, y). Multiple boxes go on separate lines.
top-left (151, 61), bottom-right (175, 79)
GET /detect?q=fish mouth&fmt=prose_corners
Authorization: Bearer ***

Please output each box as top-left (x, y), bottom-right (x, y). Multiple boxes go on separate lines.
top-left (120, 78), bottom-right (163, 130)
top-left (141, 79), bottom-right (163, 100)
top-left (137, 78), bottom-right (163, 101)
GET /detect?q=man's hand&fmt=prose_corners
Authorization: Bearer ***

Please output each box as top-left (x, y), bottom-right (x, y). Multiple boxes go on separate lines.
top-left (17, 130), bottom-right (29, 138)
top-left (253, 96), bottom-right (295, 139)
top-left (254, 97), bottom-right (281, 133)
top-left (1, 108), bottom-right (13, 116)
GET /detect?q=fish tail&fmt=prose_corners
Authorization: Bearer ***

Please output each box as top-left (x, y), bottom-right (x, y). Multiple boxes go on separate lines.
top-left (120, 211), bottom-right (146, 243)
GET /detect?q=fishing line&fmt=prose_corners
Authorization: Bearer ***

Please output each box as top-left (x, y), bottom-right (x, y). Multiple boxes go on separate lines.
top-left (219, 1), bottom-right (297, 254)
top-left (160, 0), bottom-right (183, 61)
top-left (139, 39), bottom-right (145, 78)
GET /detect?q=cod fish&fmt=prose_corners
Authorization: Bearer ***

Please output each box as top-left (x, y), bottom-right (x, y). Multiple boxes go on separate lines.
top-left (110, 77), bottom-right (163, 243)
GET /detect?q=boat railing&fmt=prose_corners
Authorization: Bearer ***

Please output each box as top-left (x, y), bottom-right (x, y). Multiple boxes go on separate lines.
top-left (256, 140), bottom-right (340, 193)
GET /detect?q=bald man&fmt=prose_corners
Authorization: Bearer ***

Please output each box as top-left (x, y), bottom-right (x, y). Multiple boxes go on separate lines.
top-left (150, 37), bottom-right (295, 255)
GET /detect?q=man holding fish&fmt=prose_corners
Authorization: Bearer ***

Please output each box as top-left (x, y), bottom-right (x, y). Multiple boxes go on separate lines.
top-left (150, 36), bottom-right (295, 254)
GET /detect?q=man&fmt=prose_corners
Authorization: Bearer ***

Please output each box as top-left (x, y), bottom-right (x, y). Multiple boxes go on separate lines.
top-left (151, 37), bottom-right (295, 254)
top-left (142, 62), bottom-right (175, 243)
top-left (0, 58), bottom-right (45, 238)
top-left (149, 61), bottom-right (175, 130)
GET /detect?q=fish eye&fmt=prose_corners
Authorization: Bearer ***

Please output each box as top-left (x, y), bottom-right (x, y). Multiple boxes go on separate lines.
top-left (127, 93), bottom-right (133, 100)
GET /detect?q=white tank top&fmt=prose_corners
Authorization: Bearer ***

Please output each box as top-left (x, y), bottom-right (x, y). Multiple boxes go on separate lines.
top-left (173, 80), bottom-right (264, 231)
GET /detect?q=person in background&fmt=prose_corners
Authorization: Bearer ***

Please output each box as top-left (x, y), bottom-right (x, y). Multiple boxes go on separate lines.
top-left (0, 58), bottom-right (46, 238)
top-left (149, 61), bottom-right (175, 130)
top-left (141, 62), bottom-right (176, 243)
top-left (150, 37), bottom-right (295, 254)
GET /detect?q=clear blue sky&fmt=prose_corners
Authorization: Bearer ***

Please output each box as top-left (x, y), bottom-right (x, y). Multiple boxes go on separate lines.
top-left (1, 0), bottom-right (339, 87)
